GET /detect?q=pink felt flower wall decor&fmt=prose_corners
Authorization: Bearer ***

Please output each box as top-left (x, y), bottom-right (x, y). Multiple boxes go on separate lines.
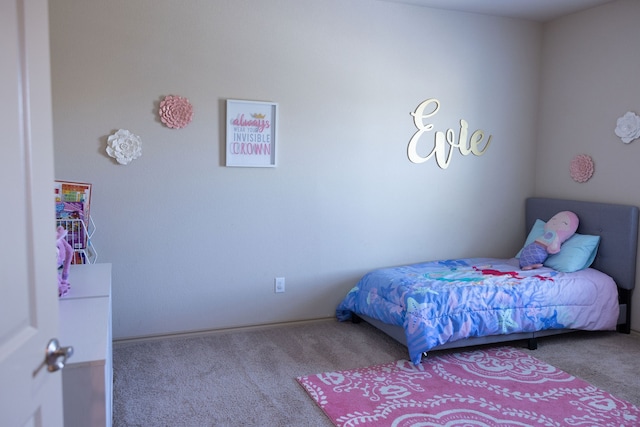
top-left (570, 154), bottom-right (594, 183)
top-left (159, 95), bottom-right (193, 129)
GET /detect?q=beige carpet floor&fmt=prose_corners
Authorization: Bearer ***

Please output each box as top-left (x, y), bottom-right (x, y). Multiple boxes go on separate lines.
top-left (113, 319), bottom-right (640, 426)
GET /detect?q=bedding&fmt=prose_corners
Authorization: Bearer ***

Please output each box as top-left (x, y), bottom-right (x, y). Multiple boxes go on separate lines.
top-left (517, 219), bottom-right (600, 272)
top-left (336, 257), bottom-right (619, 365)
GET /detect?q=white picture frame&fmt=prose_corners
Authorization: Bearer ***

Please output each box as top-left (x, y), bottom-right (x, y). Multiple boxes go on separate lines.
top-left (226, 99), bottom-right (278, 167)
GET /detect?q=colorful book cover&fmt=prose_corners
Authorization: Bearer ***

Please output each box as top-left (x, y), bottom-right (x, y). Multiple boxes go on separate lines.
top-left (54, 181), bottom-right (93, 261)
top-left (54, 180), bottom-right (92, 224)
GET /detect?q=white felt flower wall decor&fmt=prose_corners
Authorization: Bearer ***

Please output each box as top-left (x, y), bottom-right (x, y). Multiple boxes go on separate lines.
top-left (106, 129), bottom-right (142, 165)
top-left (615, 111), bottom-right (640, 143)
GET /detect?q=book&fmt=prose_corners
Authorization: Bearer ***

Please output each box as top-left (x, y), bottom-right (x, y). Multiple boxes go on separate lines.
top-left (55, 180), bottom-right (92, 225)
top-left (55, 181), bottom-right (92, 252)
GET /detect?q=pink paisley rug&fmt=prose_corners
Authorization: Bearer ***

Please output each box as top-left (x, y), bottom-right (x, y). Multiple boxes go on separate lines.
top-left (296, 347), bottom-right (639, 427)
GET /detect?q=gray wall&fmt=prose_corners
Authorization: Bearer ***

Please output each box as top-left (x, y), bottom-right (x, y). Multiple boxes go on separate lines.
top-left (537, 0), bottom-right (640, 329)
top-left (49, 0), bottom-right (635, 340)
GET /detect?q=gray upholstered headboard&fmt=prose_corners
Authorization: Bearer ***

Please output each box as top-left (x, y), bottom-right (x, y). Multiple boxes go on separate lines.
top-left (525, 197), bottom-right (639, 291)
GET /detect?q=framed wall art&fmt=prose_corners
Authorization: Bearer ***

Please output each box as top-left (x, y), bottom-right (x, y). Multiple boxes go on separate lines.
top-left (226, 99), bottom-right (278, 167)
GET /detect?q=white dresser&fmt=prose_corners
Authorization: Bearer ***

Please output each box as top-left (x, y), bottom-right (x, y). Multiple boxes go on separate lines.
top-left (59, 263), bottom-right (112, 427)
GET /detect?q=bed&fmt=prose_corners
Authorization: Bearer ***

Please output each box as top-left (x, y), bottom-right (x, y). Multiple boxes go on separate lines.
top-left (336, 197), bottom-right (639, 364)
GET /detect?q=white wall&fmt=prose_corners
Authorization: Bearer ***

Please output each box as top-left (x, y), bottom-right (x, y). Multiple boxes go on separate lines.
top-left (49, 0), bottom-right (542, 339)
top-left (536, 0), bottom-right (640, 330)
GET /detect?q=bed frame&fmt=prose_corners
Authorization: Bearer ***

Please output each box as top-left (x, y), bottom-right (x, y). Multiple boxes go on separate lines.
top-left (354, 197), bottom-right (639, 353)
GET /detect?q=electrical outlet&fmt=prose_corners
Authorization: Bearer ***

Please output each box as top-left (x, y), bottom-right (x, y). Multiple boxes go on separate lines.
top-left (274, 277), bottom-right (285, 293)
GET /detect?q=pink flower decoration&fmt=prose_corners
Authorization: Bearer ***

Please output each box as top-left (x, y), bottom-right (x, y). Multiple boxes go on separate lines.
top-left (159, 95), bottom-right (193, 129)
top-left (570, 154), bottom-right (594, 183)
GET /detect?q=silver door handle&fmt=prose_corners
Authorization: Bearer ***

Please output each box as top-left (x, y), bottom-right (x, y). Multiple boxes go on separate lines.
top-left (34, 338), bottom-right (74, 376)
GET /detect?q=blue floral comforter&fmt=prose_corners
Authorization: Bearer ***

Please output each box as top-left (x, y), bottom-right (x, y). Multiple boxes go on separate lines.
top-left (336, 257), bottom-right (619, 364)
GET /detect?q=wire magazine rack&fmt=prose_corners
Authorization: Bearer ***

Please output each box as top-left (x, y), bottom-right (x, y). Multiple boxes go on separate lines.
top-left (56, 216), bottom-right (98, 264)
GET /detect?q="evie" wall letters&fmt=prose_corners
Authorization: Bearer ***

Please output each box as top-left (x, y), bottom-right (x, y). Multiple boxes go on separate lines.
top-left (407, 98), bottom-right (492, 169)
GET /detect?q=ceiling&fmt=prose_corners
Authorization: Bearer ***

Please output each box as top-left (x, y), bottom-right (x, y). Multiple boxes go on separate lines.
top-left (380, 0), bottom-right (617, 22)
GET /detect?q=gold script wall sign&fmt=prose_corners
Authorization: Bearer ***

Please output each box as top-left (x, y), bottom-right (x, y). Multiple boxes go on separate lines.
top-left (407, 98), bottom-right (492, 169)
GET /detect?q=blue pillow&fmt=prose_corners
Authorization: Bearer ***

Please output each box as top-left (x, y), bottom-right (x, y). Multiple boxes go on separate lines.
top-left (516, 219), bottom-right (600, 273)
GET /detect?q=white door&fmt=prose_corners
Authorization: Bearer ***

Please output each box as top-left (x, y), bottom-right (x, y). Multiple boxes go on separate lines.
top-left (0, 0), bottom-right (65, 426)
